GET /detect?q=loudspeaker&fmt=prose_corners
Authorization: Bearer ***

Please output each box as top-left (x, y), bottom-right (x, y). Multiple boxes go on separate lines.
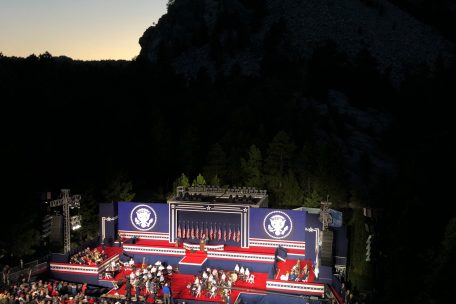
top-left (50, 215), bottom-right (63, 246)
top-left (320, 230), bottom-right (333, 266)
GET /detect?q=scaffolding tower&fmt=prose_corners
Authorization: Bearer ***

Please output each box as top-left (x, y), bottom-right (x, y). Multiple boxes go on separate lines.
top-left (49, 189), bottom-right (81, 253)
top-left (319, 200), bottom-right (332, 231)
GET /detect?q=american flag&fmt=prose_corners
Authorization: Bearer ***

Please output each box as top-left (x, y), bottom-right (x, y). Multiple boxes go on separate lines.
top-left (186, 222), bottom-right (191, 239)
top-left (210, 224), bottom-right (213, 240)
top-left (205, 223), bottom-right (209, 239)
top-left (196, 223), bottom-right (199, 239)
top-left (218, 226), bottom-right (222, 241)
top-left (177, 223), bottom-right (181, 239)
top-left (191, 223), bottom-right (195, 239)
top-left (223, 226), bottom-right (227, 242)
top-left (228, 226), bottom-right (232, 241)
top-left (237, 226), bottom-right (241, 242)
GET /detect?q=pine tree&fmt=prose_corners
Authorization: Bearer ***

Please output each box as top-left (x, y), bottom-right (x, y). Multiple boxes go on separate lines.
top-left (79, 190), bottom-right (99, 241)
top-left (264, 131), bottom-right (296, 202)
top-left (303, 188), bottom-right (321, 208)
top-left (210, 174), bottom-right (221, 186)
top-left (265, 131), bottom-right (296, 182)
top-left (103, 175), bottom-right (136, 202)
top-left (279, 170), bottom-right (303, 207)
top-left (7, 216), bottom-right (40, 257)
top-left (241, 144), bottom-right (264, 188)
top-left (177, 173), bottom-right (190, 187)
top-left (203, 143), bottom-right (227, 184)
top-left (192, 173), bottom-right (207, 186)
top-left (225, 148), bottom-right (243, 186)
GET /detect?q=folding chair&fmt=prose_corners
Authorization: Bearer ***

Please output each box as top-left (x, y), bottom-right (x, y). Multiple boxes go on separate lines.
top-left (247, 274), bottom-right (255, 284)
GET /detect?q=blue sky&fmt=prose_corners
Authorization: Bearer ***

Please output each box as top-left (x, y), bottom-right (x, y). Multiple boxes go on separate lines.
top-left (0, 0), bottom-right (168, 60)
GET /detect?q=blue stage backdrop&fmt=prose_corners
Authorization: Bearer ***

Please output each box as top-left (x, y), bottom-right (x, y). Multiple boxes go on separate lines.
top-left (118, 202), bottom-right (169, 233)
top-left (99, 202), bottom-right (118, 243)
top-left (304, 213), bottom-right (322, 264)
top-left (249, 208), bottom-right (307, 242)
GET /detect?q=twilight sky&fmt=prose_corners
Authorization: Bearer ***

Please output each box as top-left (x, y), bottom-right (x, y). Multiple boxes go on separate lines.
top-left (0, 0), bottom-right (168, 60)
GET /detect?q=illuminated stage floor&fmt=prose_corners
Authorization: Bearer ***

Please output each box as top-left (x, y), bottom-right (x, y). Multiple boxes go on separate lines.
top-left (103, 267), bottom-right (270, 303)
top-left (102, 256), bottom-right (317, 303)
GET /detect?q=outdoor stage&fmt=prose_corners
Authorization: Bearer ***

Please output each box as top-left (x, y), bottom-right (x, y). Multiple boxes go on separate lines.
top-left (51, 237), bottom-right (324, 303)
top-left (49, 189), bottom-right (330, 302)
top-left (99, 249), bottom-right (321, 304)
top-left (102, 263), bottom-right (272, 303)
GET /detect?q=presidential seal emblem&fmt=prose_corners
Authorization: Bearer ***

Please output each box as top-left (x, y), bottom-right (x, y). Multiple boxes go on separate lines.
top-left (263, 211), bottom-right (292, 239)
top-left (130, 205), bottom-right (157, 231)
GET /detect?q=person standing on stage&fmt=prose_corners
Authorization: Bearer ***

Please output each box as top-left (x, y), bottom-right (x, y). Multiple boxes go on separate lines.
top-left (134, 277), bottom-right (141, 301)
top-left (199, 233), bottom-right (208, 252)
top-left (163, 283), bottom-right (171, 304)
top-left (125, 276), bottom-right (132, 301)
top-left (224, 288), bottom-right (231, 304)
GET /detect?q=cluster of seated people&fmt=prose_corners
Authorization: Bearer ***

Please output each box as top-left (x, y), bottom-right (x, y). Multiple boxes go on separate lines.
top-left (279, 260), bottom-right (310, 282)
top-left (102, 260), bottom-right (123, 279)
top-left (69, 247), bottom-right (107, 266)
top-left (187, 267), bottom-right (232, 300)
top-left (233, 264), bottom-right (255, 284)
top-left (120, 260), bottom-right (174, 301)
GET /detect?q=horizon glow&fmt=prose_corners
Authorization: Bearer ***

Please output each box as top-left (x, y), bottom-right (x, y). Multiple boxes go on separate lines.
top-left (0, 0), bottom-right (168, 60)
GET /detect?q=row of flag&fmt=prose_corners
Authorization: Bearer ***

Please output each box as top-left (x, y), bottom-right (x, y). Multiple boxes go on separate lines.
top-left (177, 222), bottom-right (241, 242)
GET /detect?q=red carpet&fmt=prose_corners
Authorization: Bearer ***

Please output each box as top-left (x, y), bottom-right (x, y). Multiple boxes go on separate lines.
top-left (180, 250), bottom-right (207, 265)
top-left (104, 265), bottom-right (271, 303)
top-left (101, 241), bottom-right (314, 302)
top-left (97, 246), bottom-right (123, 258)
top-left (105, 273), bottom-right (225, 303)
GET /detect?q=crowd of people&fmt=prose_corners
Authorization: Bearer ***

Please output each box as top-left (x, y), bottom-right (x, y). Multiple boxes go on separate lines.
top-left (186, 263), bottom-right (254, 303)
top-left (0, 278), bottom-right (105, 304)
top-left (118, 260), bottom-right (174, 303)
top-left (69, 248), bottom-right (107, 266)
top-left (279, 260), bottom-right (311, 282)
top-left (0, 258), bottom-right (176, 304)
top-left (187, 267), bottom-right (231, 302)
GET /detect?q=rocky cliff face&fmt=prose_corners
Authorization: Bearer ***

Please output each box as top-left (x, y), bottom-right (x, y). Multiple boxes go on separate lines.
top-left (138, 0), bottom-right (454, 80)
top-left (136, 0), bottom-right (455, 195)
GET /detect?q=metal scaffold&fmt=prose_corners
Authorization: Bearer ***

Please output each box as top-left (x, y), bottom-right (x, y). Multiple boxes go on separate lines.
top-left (49, 189), bottom-right (81, 253)
top-left (319, 199), bottom-right (332, 231)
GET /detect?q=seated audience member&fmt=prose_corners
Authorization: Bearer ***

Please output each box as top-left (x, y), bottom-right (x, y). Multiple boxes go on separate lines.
top-left (280, 271), bottom-right (289, 281)
top-left (289, 271), bottom-right (297, 281)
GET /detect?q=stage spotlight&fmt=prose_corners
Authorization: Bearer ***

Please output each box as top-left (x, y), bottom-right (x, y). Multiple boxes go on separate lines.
top-left (71, 215), bottom-right (82, 230)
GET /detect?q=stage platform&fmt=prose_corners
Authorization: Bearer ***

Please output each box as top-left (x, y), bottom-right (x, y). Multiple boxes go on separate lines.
top-left (122, 238), bottom-right (303, 264)
top-left (48, 199), bottom-right (334, 302)
top-left (50, 239), bottom-right (324, 301)
top-left (94, 238), bottom-right (323, 302)
top-left (102, 262), bottom-right (321, 303)
top-left (49, 246), bottom-right (123, 285)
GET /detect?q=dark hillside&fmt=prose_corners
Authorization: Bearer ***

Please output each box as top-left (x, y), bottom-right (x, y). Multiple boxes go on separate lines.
top-left (0, 1), bottom-right (455, 301)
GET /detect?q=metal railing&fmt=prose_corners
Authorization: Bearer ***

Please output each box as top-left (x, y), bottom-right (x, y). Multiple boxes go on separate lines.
top-left (6, 262), bottom-right (48, 284)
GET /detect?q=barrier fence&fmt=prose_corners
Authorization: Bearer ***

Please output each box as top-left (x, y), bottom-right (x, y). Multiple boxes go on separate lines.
top-left (5, 262), bottom-right (48, 284)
